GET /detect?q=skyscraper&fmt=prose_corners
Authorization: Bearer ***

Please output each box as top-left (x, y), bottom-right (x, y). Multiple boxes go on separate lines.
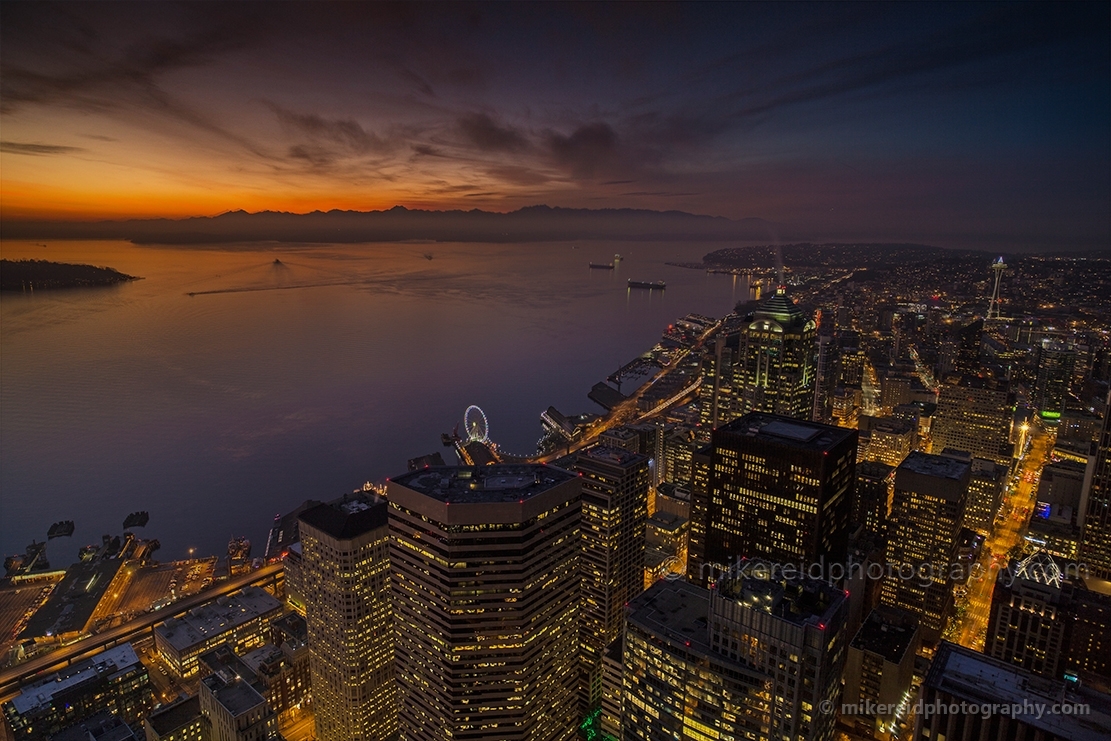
top-left (298, 494), bottom-right (395, 741)
top-left (735, 287), bottom-right (818, 419)
top-left (881, 452), bottom-right (970, 644)
top-left (710, 572), bottom-right (848, 741)
top-left (388, 465), bottom-right (582, 741)
top-left (1034, 338), bottom-right (1077, 421)
top-left (1081, 392), bottom-right (1111, 579)
top-left (930, 375), bottom-right (1014, 466)
top-left (692, 413), bottom-right (856, 585)
top-left (571, 446), bottom-right (650, 712)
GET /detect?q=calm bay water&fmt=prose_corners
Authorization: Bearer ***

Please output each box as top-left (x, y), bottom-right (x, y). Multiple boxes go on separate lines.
top-left (1, 239), bottom-right (750, 562)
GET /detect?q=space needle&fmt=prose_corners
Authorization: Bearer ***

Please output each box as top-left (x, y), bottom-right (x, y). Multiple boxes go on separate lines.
top-left (987, 256), bottom-right (1006, 320)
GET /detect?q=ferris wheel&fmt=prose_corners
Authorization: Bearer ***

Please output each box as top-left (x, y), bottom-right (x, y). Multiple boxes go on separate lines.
top-left (464, 405), bottom-right (489, 443)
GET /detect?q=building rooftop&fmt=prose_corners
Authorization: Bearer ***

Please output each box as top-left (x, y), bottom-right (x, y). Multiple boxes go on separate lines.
top-left (648, 511), bottom-right (687, 533)
top-left (898, 450), bottom-right (970, 480)
top-left (390, 464), bottom-right (577, 504)
top-left (202, 671), bottom-right (267, 717)
top-left (578, 444), bottom-right (650, 468)
top-left (717, 573), bottom-right (846, 628)
top-left (857, 460), bottom-right (895, 480)
top-left (144, 695), bottom-right (201, 736)
top-left (627, 580), bottom-right (714, 654)
top-left (928, 642), bottom-right (1111, 741)
top-left (51, 711), bottom-right (138, 741)
top-left (21, 558), bottom-right (125, 638)
top-left (298, 493), bottom-right (388, 540)
top-left (154, 586), bottom-right (281, 652)
top-left (716, 412), bottom-right (856, 452)
top-left (850, 607), bottom-right (919, 664)
top-left (9, 643), bottom-right (142, 715)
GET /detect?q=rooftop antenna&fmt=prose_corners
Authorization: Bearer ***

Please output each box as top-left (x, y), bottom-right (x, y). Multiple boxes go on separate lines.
top-left (987, 256), bottom-right (1006, 319)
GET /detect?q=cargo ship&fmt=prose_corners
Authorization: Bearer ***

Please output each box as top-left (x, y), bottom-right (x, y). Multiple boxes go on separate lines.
top-left (628, 279), bottom-right (666, 290)
top-left (589, 262), bottom-right (615, 270)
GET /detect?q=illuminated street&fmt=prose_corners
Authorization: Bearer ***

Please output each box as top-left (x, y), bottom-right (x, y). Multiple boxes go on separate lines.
top-left (951, 423), bottom-right (1054, 650)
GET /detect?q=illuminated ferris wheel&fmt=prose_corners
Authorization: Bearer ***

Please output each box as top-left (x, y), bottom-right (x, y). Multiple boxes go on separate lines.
top-left (464, 405), bottom-right (489, 443)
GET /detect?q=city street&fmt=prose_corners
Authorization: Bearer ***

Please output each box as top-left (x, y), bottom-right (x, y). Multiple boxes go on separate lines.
top-left (951, 423), bottom-right (1054, 649)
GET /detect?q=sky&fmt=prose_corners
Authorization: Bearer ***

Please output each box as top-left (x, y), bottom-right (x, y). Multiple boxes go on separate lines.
top-left (1, 2), bottom-right (1109, 250)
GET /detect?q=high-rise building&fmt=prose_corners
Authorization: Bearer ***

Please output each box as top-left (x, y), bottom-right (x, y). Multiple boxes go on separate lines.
top-left (692, 413), bottom-right (856, 585)
top-left (965, 456), bottom-right (1007, 536)
top-left (813, 332), bottom-right (838, 424)
top-left (930, 376), bottom-right (1014, 466)
top-left (620, 574), bottom-right (847, 741)
top-left (1081, 393), bottom-right (1111, 579)
top-left (620, 580), bottom-right (772, 741)
top-left (700, 333), bottom-right (737, 429)
top-left (854, 460), bottom-right (895, 535)
top-left (1035, 338), bottom-right (1077, 421)
top-left (919, 642), bottom-right (1111, 741)
top-left (572, 446), bottom-right (650, 712)
top-left (881, 452), bottom-right (970, 644)
top-left (734, 287), bottom-right (818, 419)
top-left (298, 493), bottom-right (395, 741)
top-left (388, 465), bottom-right (582, 741)
top-left (985, 552), bottom-right (1070, 678)
top-left (710, 573), bottom-right (848, 741)
top-left (843, 607), bottom-right (919, 741)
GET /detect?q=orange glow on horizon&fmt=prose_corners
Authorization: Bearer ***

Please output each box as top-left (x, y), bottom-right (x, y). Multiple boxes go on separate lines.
top-left (0, 181), bottom-right (525, 221)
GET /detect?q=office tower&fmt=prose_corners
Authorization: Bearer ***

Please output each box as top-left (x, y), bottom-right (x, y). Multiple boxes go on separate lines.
top-left (687, 444), bottom-right (712, 583)
top-left (854, 460), bottom-right (895, 535)
top-left (620, 581), bottom-right (773, 741)
top-left (1065, 576), bottom-right (1111, 681)
top-left (985, 552), bottom-right (1069, 678)
top-left (709, 573), bottom-right (847, 741)
top-left (2, 644), bottom-right (153, 741)
top-left (199, 670), bottom-right (279, 741)
top-left (843, 607), bottom-right (919, 741)
top-left (692, 413), bottom-right (855, 585)
top-left (154, 586), bottom-right (282, 679)
top-left (700, 334), bottom-right (736, 428)
top-left (298, 493), bottom-right (395, 741)
top-left (930, 375), bottom-right (1014, 466)
top-left (660, 427), bottom-right (696, 487)
top-left (879, 376), bottom-right (912, 415)
top-left (735, 287), bottom-right (818, 419)
top-left (813, 332), bottom-right (838, 423)
top-left (862, 417), bottom-right (915, 468)
top-left (964, 457), bottom-right (1007, 537)
top-left (919, 642), bottom-right (1111, 741)
top-left (1035, 338), bottom-right (1077, 421)
top-left (1081, 393), bottom-right (1111, 579)
top-left (1028, 458), bottom-right (1090, 559)
top-left (881, 452), bottom-right (970, 644)
top-left (388, 465), bottom-right (582, 741)
top-left (572, 446), bottom-right (650, 712)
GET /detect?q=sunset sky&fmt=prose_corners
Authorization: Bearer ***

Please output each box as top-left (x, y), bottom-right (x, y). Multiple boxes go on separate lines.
top-left (1, 2), bottom-right (1108, 249)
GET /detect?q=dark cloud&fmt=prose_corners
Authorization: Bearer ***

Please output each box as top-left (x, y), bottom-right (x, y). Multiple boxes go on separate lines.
top-left (0, 141), bottom-right (85, 156)
top-left (271, 106), bottom-right (391, 162)
top-left (546, 123), bottom-right (618, 178)
top-left (411, 144), bottom-right (444, 157)
top-left (79, 134), bottom-right (119, 142)
top-left (0, 6), bottom-right (264, 115)
top-left (486, 165), bottom-right (550, 186)
top-left (457, 113), bottom-right (528, 152)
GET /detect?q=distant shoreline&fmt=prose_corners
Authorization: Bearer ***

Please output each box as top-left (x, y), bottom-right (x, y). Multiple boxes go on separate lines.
top-left (0, 259), bottom-right (140, 292)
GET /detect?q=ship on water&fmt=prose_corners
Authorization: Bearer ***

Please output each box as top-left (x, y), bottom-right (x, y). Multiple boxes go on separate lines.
top-left (628, 279), bottom-right (666, 290)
